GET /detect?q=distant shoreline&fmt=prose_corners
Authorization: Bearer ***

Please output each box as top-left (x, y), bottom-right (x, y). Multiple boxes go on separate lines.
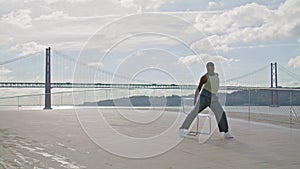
top-left (84, 90), bottom-right (300, 107)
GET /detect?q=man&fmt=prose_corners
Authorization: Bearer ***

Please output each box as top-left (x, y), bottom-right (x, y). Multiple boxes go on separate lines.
top-left (179, 62), bottom-right (234, 139)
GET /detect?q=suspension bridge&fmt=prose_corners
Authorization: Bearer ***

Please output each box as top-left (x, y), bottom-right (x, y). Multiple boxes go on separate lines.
top-left (0, 47), bottom-right (299, 109)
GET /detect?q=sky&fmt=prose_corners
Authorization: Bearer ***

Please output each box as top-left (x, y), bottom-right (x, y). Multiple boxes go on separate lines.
top-left (0, 0), bottom-right (300, 92)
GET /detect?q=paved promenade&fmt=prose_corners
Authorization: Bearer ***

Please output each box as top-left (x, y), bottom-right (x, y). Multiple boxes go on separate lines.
top-left (0, 108), bottom-right (299, 169)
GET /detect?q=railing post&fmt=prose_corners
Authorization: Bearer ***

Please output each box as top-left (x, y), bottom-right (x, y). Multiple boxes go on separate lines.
top-left (44, 47), bottom-right (52, 110)
top-left (39, 95), bottom-right (42, 107)
top-left (248, 89), bottom-right (251, 121)
top-left (289, 91), bottom-right (292, 128)
top-left (84, 91), bottom-right (86, 104)
top-left (17, 96), bottom-right (20, 110)
top-left (61, 93), bottom-right (63, 106)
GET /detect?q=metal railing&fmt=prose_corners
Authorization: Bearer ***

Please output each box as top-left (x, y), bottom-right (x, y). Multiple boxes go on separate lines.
top-left (0, 87), bottom-right (299, 128)
top-left (224, 88), bottom-right (300, 128)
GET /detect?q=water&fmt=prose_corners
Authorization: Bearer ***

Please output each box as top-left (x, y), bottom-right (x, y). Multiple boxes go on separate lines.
top-left (0, 105), bottom-right (298, 117)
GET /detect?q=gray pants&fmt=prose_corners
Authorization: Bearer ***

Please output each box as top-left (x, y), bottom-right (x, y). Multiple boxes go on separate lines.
top-left (180, 89), bottom-right (229, 133)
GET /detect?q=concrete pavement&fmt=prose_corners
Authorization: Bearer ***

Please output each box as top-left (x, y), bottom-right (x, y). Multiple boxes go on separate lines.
top-left (0, 108), bottom-right (299, 169)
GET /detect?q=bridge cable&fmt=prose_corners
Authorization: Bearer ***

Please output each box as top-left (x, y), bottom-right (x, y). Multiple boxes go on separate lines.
top-left (0, 51), bottom-right (43, 66)
top-left (52, 50), bottom-right (152, 83)
top-left (223, 64), bottom-right (269, 83)
top-left (277, 64), bottom-right (300, 81)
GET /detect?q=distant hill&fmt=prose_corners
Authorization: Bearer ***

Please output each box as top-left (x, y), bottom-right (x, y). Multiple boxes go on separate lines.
top-left (82, 90), bottom-right (300, 106)
top-left (82, 95), bottom-right (182, 107)
top-left (224, 89), bottom-right (300, 106)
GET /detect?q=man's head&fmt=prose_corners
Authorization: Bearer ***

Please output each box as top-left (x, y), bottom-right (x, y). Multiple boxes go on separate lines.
top-left (206, 62), bottom-right (215, 73)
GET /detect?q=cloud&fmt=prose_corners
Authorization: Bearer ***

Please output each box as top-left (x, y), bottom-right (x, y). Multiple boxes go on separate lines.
top-left (113, 0), bottom-right (175, 12)
top-left (207, 1), bottom-right (218, 10)
top-left (50, 41), bottom-right (85, 51)
top-left (35, 10), bottom-right (119, 21)
top-left (193, 0), bottom-right (300, 52)
top-left (280, 80), bottom-right (300, 87)
top-left (10, 41), bottom-right (46, 56)
top-left (0, 68), bottom-right (12, 75)
top-left (288, 56), bottom-right (300, 68)
top-left (35, 11), bottom-right (75, 21)
top-left (69, 13), bottom-right (205, 53)
top-left (178, 54), bottom-right (239, 65)
top-left (1, 9), bottom-right (32, 28)
top-left (0, 68), bottom-right (12, 80)
top-left (190, 38), bottom-right (231, 54)
top-left (23, 0), bottom-right (94, 4)
top-left (196, 3), bottom-right (272, 34)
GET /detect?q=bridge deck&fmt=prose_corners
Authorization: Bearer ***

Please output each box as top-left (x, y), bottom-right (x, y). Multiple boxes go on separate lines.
top-left (1, 82), bottom-right (299, 91)
top-left (0, 108), bottom-right (299, 169)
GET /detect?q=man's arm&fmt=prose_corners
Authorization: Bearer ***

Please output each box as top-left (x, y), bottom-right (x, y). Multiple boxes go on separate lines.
top-left (194, 75), bottom-right (207, 105)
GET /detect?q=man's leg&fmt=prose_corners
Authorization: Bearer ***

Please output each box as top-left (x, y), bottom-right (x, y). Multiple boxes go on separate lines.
top-left (209, 96), bottom-right (229, 133)
top-left (180, 96), bottom-right (209, 129)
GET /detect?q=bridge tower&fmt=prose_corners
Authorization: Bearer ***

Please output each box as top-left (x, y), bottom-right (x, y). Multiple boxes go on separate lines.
top-left (44, 47), bottom-right (52, 110)
top-left (270, 62), bottom-right (279, 106)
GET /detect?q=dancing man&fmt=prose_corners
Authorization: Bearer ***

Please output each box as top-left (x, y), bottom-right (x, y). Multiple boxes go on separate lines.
top-left (179, 62), bottom-right (234, 139)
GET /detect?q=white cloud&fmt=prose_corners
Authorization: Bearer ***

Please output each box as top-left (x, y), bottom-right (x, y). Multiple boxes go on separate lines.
top-left (193, 0), bottom-right (300, 52)
top-left (178, 54), bottom-right (239, 65)
top-left (0, 68), bottom-right (12, 75)
top-left (207, 1), bottom-right (218, 10)
top-left (35, 11), bottom-right (75, 21)
top-left (190, 38), bottom-right (232, 54)
top-left (288, 56), bottom-right (300, 68)
top-left (0, 68), bottom-right (12, 81)
top-left (10, 41), bottom-right (46, 56)
top-left (59, 0), bottom-right (94, 3)
top-left (1, 9), bottom-right (32, 28)
top-left (114, 0), bottom-right (136, 8)
top-left (67, 13), bottom-right (205, 53)
top-left (113, 0), bottom-right (175, 12)
top-left (280, 81), bottom-right (300, 87)
top-left (50, 41), bottom-right (84, 51)
top-left (24, 0), bottom-right (94, 4)
top-left (196, 3), bottom-right (272, 34)
top-left (35, 10), bottom-right (119, 21)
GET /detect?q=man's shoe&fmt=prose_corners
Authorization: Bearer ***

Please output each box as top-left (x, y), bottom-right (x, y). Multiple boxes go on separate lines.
top-left (179, 128), bottom-right (189, 138)
top-left (224, 131), bottom-right (234, 139)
